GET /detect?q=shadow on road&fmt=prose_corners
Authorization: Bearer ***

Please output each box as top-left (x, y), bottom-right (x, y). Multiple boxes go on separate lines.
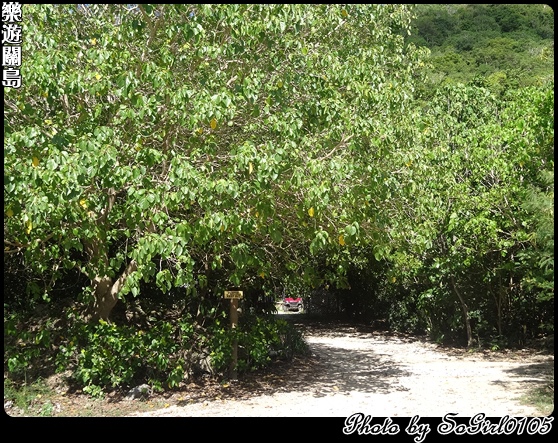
top-left (173, 315), bottom-right (414, 406)
top-left (172, 314), bottom-right (553, 414)
top-left (302, 340), bottom-right (412, 397)
top-left (217, 314), bottom-right (415, 399)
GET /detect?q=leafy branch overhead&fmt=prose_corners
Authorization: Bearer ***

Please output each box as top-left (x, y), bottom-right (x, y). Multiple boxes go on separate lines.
top-left (4, 4), bottom-right (427, 320)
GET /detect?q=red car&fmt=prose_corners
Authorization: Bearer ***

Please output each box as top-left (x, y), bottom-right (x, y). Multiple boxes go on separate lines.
top-left (282, 296), bottom-right (303, 312)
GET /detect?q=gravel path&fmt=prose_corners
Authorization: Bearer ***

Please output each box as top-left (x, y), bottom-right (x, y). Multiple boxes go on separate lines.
top-left (129, 317), bottom-right (553, 418)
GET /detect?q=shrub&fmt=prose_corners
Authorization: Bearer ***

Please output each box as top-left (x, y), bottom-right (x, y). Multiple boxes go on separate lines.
top-left (209, 314), bottom-right (310, 374)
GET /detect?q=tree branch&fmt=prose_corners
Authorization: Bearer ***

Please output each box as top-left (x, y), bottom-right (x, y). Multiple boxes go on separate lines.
top-left (317, 134), bottom-right (353, 161)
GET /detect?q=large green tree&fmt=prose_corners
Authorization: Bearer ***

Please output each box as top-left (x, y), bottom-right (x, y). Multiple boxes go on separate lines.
top-left (381, 82), bottom-right (553, 346)
top-left (4, 4), bottom-right (427, 321)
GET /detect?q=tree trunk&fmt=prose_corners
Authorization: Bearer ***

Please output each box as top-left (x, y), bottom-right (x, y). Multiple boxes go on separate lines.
top-left (91, 275), bottom-right (116, 322)
top-left (89, 260), bottom-right (138, 322)
top-left (83, 187), bottom-right (141, 322)
top-left (450, 275), bottom-right (474, 347)
top-left (495, 274), bottom-right (505, 336)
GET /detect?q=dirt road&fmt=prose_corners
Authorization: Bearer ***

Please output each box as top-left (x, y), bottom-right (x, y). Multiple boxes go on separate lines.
top-left (129, 316), bottom-right (553, 418)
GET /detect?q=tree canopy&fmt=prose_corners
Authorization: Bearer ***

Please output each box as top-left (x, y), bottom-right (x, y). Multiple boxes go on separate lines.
top-left (4, 4), bottom-right (428, 320)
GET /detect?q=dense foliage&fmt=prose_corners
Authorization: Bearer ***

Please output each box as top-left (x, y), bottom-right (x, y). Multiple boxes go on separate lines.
top-left (4, 4), bottom-right (553, 395)
top-left (406, 4), bottom-right (554, 98)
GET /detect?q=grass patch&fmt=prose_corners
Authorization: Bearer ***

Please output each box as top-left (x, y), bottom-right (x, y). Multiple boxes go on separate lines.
top-left (4, 376), bottom-right (161, 417)
top-left (520, 368), bottom-right (554, 416)
top-left (4, 378), bottom-right (57, 416)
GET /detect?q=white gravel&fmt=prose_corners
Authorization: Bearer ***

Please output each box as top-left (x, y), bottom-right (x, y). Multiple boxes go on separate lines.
top-left (129, 319), bottom-right (553, 418)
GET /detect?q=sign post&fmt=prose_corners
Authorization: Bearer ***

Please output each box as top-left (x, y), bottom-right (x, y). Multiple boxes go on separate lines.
top-left (224, 291), bottom-right (243, 379)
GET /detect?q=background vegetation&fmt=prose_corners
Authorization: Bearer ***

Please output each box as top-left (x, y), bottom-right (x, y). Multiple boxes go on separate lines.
top-left (407, 4), bottom-right (554, 97)
top-left (4, 4), bottom-right (553, 399)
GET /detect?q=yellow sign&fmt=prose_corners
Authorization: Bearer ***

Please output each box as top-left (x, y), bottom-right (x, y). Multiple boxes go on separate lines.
top-left (224, 291), bottom-right (243, 299)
